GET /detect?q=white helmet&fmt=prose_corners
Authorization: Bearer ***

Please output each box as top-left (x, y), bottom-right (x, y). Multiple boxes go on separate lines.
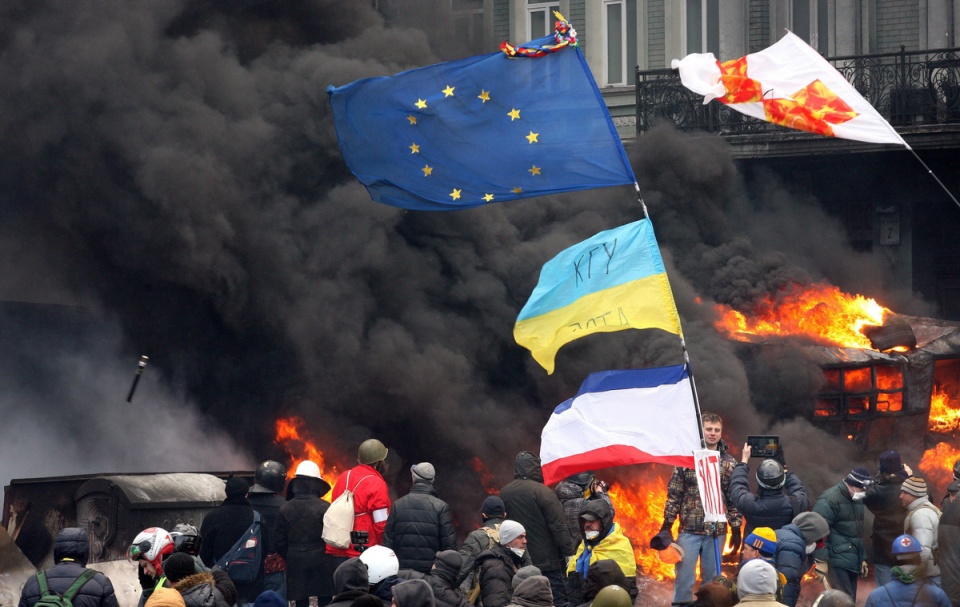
top-left (128, 527), bottom-right (174, 573)
top-left (294, 460), bottom-right (321, 478)
top-left (359, 545), bottom-right (399, 584)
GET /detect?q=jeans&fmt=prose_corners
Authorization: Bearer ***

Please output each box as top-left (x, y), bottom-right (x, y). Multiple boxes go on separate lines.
top-left (542, 569), bottom-right (570, 607)
top-left (673, 533), bottom-right (721, 605)
top-left (827, 567), bottom-right (858, 601)
top-left (874, 563), bottom-right (892, 587)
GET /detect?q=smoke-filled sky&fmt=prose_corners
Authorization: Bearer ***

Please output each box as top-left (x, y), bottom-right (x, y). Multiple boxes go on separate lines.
top-left (0, 1), bottom-right (938, 528)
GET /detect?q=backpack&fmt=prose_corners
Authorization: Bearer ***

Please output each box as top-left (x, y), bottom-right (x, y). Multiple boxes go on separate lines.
top-left (466, 524), bottom-right (501, 605)
top-left (35, 568), bottom-right (98, 607)
top-left (214, 510), bottom-right (262, 584)
top-left (322, 470), bottom-right (370, 549)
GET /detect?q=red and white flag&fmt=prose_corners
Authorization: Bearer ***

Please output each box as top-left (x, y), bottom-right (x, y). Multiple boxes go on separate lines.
top-left (694, 449), bottom-right (727, 523)
top-left (672, 31), bottom-right (907, 147)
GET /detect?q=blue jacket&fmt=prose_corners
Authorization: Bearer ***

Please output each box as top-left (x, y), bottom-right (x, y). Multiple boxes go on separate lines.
top-left (864, 579), bottom-right (950, 607)
top-left (730, 463), bottom-right (809, 538)
top-left (774, 523), bottom-right (812, 607)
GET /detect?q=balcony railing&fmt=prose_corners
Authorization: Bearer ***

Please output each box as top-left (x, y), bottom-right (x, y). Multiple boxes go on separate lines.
top-left (635, 46), bottom-right (960, 135)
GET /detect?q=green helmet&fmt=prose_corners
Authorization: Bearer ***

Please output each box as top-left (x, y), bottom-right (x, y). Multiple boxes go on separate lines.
top-left (358, 439), bottom-right (388, 465)
top-left (591, 586), bottom-right (632, 607)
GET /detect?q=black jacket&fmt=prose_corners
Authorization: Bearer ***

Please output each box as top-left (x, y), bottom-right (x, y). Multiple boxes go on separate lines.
top-left (383, 481), bottom-right (457, 573)
top-left (729, 463), bottom-right (809, 538)
top-left (499, 452), bottom-right (575, 572)
top-left (327, 558), bottom-right (377, 607)
top-left (199, 495), bottom-right (262, 602)
top-left (247, 490), bottom-right (287, 555)
top-left (275, 475), bottom-right (337, 601)
top-left (476, 544), bottom-right (526, 607)
top-left (863, 473), bottom-right (907, 566)
top-left (18, 529), bottom-right (119, 607)
top-left (423, 551), bottom-right (469, 607)
top-left (938, 498), bottom-right (960, 606)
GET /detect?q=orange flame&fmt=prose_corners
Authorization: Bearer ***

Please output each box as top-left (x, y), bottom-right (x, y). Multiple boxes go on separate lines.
top-left (608, 477), bottom-right (675, 581)
top-left (929, 386), bottom-right (960, 434)
top-left (471, 457), bottom-right (500, 495)
top-left (919, 442), bottom-right (960, 493)
top-left (274, 416), bottom-right (340, 500)
top-left (714, 283), bottom-right (890, 349)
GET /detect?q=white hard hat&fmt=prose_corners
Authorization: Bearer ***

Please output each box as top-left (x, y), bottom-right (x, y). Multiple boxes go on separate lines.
top-left (294, 460), bottom-right (321, 479)
top-left (359, 545), bottom-right (399, 584)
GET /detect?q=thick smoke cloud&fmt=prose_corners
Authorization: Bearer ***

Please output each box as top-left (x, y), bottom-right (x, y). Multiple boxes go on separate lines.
top-left (0, 0), bottom-right (934, 527)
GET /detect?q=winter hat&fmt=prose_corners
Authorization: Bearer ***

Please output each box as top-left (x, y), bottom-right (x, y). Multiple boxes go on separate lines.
top-left (512, 565), bottom-right (543, 590)
top-left (900, 476), bottom-right (928, 497)
top-left (254, 591), bottom-right (287, 607)
top-left (481, 495), bottom-right (505, 518)
top-left (411, 462), bottom-right (436, 483)
top-left (162, 552), bottom-right (197, 583)
top-left (499, 520), bottom-right (526, 545)
top-left (145, 587), bottom-right (186, 607)
top-left (811, 590), bottom-right (855, 607)
top-left (793, 511), bottom-right (830, 545)
top-left (844, 467), bottom-right (871, 489)
top-left (737, 559), bottom-right (778, 598)
top-left (743, 527), bottom-right (777, 557)
top-left (225, 476), bottom-right (249, 498)
top-left (392, 579), bottom-right (435, 607)
top-left (879, 450), bottom-right (904, 475)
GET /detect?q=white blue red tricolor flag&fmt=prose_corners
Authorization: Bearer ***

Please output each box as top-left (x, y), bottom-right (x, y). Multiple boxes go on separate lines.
top-left (540, 364), bottom-right (701, 485)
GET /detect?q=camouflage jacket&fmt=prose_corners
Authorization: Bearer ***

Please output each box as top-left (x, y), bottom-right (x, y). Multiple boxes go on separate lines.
top-left (662, 438), bottom-right (742, 535)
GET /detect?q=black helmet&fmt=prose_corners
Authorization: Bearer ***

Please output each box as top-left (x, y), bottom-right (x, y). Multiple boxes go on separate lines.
top-left (567, 471), bottom-right (596, 489)
top-left (757, 459), bottom-right (786, 490)
top-left (252, 460), bottom-right (287, 494)
top-left (170, 524), bottom-right (202, 556)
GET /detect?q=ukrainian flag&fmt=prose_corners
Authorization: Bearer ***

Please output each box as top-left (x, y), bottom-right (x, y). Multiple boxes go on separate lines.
top-left (514, 219), bottom-right (682, 374)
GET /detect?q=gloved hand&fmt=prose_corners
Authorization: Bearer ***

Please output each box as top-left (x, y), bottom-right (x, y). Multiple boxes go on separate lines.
top-left (860, 561), bottom-right (869, 579)
top-left (650, 521), bottom-right (673, 550)
top-left (813, 559), bottom-right (829, 583)
top-left (904, 463), bottom-right (913, 476)
top-left (729, 527), bottom-right (742, 554)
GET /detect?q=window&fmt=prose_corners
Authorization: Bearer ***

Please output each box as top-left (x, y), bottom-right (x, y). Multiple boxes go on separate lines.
top-left (528, 1), bottom-right (560, 40)
top-left (603, 0), bottom-right (638, 86)
top-left (815, 364), bottom-right (905, 420)
top-left (685, 0), bottom-right (718, 55)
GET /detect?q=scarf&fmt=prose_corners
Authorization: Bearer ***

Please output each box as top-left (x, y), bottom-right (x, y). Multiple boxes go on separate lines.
top-left (892, 566), bottom-right (919, 585)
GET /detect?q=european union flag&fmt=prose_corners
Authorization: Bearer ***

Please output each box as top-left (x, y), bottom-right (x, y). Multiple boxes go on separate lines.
top-left (327, 36), bottom-right (636, 211)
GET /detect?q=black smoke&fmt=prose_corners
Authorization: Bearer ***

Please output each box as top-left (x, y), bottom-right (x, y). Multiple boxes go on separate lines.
top-left (0, 1), bottom-right (936, 529)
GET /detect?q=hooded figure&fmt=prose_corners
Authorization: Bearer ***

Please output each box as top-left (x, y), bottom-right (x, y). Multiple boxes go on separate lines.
top-left (18, 528), bottom-right (120, 607)
top-left (575, 560), bottom-right (630, 607)
top-left (506, 576), bottom-right (553, 607)
top-left (774, 511), bottom-right (830, 607)
top-left (392, 579), bottom-right (436, 607)
top-left (565, 500), bottom-right (636, 603)
top-left (423, 550), bottom-right (469, 607)
top-left (327, 558), bottom-right (377, 607)
top-left (172, 572), bottom-right (231, 607)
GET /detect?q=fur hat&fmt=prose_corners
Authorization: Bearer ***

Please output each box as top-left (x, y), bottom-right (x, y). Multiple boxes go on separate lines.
top-left (901, 476), bottom-right (928, 498)
top-left (737, 559), bottom-right (778, 598)
top-left (481, 495), bottom-right (505, 518)
top-left (793, 511), bottom-right (830, 544)
top-left (499, 520), bottom-right (525, 545)
top-left (744, 527), bottom-right (777, 557)
top-left (411, 462), bottom-right (436, 483)
top-left (844, 467), bottom-right (871, 489)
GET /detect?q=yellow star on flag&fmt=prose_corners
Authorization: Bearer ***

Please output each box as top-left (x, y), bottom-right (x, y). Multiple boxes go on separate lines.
top-left (422, 165), bottom-right (433, 176)
top-left (410, 143), bottom-right (420, 154)
top-left (508, 108), bottom-right (521, 121)
top-left (529, 166), bottom-right (541, 176)
top-left (512, 187), bottom-right (523, 194)
top-left (415, 99), bottom-right (427, 109)
top-left (483, 193), bottom-right (494, 202)
top-left (526, 131), bottom-right (539, 144)
top-left (478, 90), bottom-right (490, 103)
top-left (450, 188), bottom-right (462, 200)
top-left (407, 115), bottom-right (417, 125)
top-left (443, 85), bottom-right (455, 97)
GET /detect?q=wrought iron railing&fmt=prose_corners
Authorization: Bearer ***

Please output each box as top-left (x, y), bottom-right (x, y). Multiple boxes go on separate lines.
top-left (635, 46), bottom-right (960, 135)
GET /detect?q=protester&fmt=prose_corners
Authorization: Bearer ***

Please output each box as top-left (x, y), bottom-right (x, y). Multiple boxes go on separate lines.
top-left (736, 559), bottom-right (786, 607)
top-left (252, 590), bottom-right (286, 607)
top-left (505, 576), bottom-right (553, 607)
top-left (864, 450), bottom-right (910, 587)
top-left (658, 412), bottom-right (741, 607)
top-left (476, 520), bottom-right (530, 607)
top-left (812, 467), bottom-right (870, 600)
top-left (165, 552), bottom-right (231, 607)
top-left (18, 527), bottom-right (120, 607)
top-left (500, 452), bottom-right (575, 607)
top-left (900, 476), bottom-right (942, 585)
top-left (383, 462), bottom-right (457, 573)
top-left (392, 579), bottom-right (436, 607)
top-left (730, 446), bottom-right (808, 538)
top-left (145, 588), bottom-right (187, 607)
top-left (200, 476), bottom-right (264, 604)
top-left (170, 524), bottom-right (208, 575)
top-left (328, 558), bottom-right (377, 607)
top-left (810, 590), bottom-right (854, 607)
top-left (275, 459), bottom-right (336, 607)
top-left (863, 534), bottom-right (949, 607)
top-left (128, 527), bottom-right (176, 606)
top-left (247, 460), bottom-right (288, 598)
top-left (327, 439), bottom-right (392, 562)
top-left (775, 511), bottom-right (830, 607)
top-left (554, 472), bottom-right (613, 604)
top-left (361, 545), bottom-right (403, 607)
top-left (512, 566), bottom-right (543, 592)
top-left (690, 580), bottom-right (738, 607)
top-left (565, 500), bottom-right (636, 603)
top-left (740, 528), bottom-right (777, 566)
top-left (938, 485), bottom-right (960, 606)
top-left (575, 560), bottom-right (630, 607)
top-left (458, 495), bottom-right (510, 588)
top-left (586, 585), bottom-right (630, 607)
top-left (413, 550), bottom-right (469, 607)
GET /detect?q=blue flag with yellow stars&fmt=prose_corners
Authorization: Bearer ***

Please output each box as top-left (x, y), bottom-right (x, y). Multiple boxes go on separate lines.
top-left (327, 35), bottom-right (636, 211)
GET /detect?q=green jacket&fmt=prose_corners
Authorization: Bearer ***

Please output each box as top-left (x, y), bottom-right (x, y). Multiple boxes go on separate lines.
top-left (813, 481), bottom-right (865, 573)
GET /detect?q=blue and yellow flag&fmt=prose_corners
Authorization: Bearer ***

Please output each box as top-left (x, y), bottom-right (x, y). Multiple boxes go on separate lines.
top-left (514, 219), bottom-right (682, 374)
top-left (327, 35), bottom-right (635, 211)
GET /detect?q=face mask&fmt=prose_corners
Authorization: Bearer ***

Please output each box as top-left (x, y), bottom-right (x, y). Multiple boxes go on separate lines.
top-left (852, 491), bottom-right (866, 501)
top-left (585, 530), bottom-right (600, 540)
top-left (509, 547), bottom-right (526, 558)
top-left (806, 543), bottom-right (817, 554)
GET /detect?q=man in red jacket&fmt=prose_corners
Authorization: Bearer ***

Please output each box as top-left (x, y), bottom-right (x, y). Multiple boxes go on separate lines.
top-left (326, 438), bottom-right (392, 562)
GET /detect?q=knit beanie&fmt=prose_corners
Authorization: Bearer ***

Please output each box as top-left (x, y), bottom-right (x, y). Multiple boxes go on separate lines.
top-left (499, 520), bottom-right (525, 545)
top-left (879, 450), bottom-right (904, 475)
top-left (901, 476), bottom-right (928, 497)
top-left (225, 476), bottom-right (249, 498)
top-left (744, 527), bottom-right (777, 557)
top-left (844, 467), bottom-right (871, 489)
top-left (793, 511), bottom-right (830, 544)
top-left (512, 565), bottom-right (543, 590)
top-left (481, 495), bottom-right (505, 518)
top-left (737, 559), bottom-right (778, 598)
top-left (253, 591), bottom-right (287, 607)
top-left (162, 552), bottom-right (197, 583)
top-left (411, 462), bottom-right (436, 483)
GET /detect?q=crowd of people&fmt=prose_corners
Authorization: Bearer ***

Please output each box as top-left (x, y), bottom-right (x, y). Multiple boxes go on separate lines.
top-left (16, 429), bottom-right (960, 607)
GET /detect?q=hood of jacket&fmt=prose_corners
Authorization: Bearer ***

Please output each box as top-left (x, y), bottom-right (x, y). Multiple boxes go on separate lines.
top-left (555, 480), bottom-right (582, 501)
top-left (392, 579), bottom-right (435, 607)
top-left (582, 558), bottom-right (628, 602)
top-left (431, 550), bottom-right (462, 584)
top-left (578, 500), bottom-right (614, 544)
top-left (334, 557), bottom-right (370, 594)
top-left (510, 575), bottom-right (553, 607)
top-left (54, 527), bottom-right (90, 565)
top-left (147, 588), bottom-right (187, 607)
top-left (174, 572), bottom-right (219, 607)
top-left (513, 451), bottom-right (544, 482)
